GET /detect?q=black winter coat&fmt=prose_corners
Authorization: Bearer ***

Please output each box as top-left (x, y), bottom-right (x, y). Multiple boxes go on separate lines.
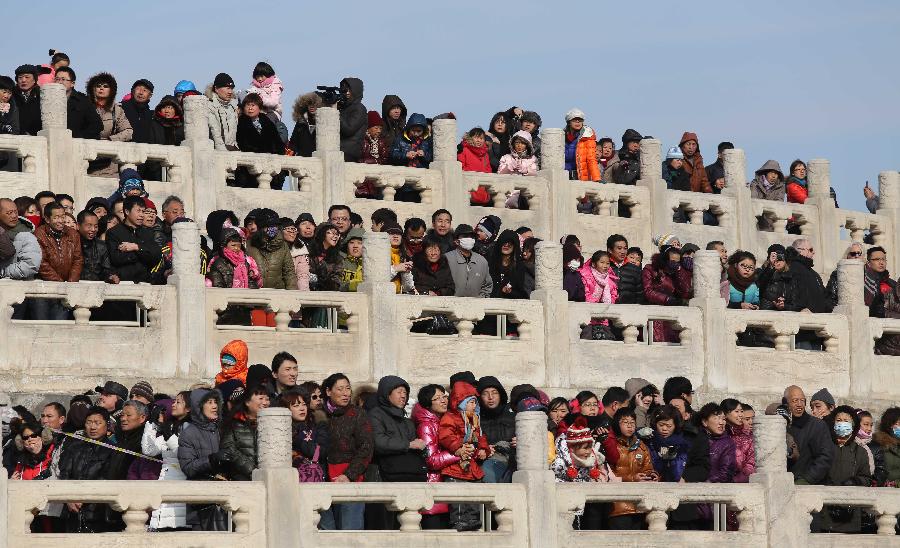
top-left (611, 261), bottom-right (644, 304)
top-left (338, 78), bottom-right (366, 163)
top-left (105, 425), bottom-right (143, 480)
top-left (289, 121), bottom-right (316, 157)
top-left (612, 147), bottom-right (641, 186)
top-left (80, 238), bottom-right (114, 282)
top-left (787, 413), bottom-right (835, 484)
top-left (669, 423), bottom-right (711, 523)
top-left (106, 223), bottom-right (163, 283)
top-left (121, 99), bottom-right (163, 145)
top-left (12, 87), bottom-right (41, 136)
top-left (758, 267), bottom-right (794, 311)
top-left (412, 254), bottom-right (455, 296)
top-left (220, 417), bottom-right (258, 481)
top-left (783, 250), bottom-right (833, 313)
top-left (368, 375), bottom-right (426, 481)
top-left (236, 114), bottom-right (283, 155)
top-left (67, 91), bottom-right (102, 139)
top-left (57, 437), bottom-right (113, 523)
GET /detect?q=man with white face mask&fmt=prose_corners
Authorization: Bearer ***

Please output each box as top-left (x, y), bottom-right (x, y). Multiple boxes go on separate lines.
top-left (446, 224), bottom-right (493, 298)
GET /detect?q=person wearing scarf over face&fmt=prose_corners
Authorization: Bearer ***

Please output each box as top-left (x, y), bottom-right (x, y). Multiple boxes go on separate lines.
top-left (153, 95), bottom-right (185, 146)
top-left (215, 339), bottom-right (249, 387)
top-left (563, 243), bottom-right (586, 302)
top-left (247, 210), bottom-right (296, 290)
top-left (551, 416), bottom-right (618, 530)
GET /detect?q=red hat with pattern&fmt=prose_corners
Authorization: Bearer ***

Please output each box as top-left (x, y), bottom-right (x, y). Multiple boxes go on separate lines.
top-left (565, 416), bottom-right (593, 445)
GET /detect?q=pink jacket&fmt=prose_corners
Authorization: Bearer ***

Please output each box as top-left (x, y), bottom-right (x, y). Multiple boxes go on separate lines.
top-left (498, 130), bottom-right (539, 176)
top-left (250, 76), bottom-right (284, 120)
top-left (727, 424), bottom-right (756, 482)
top-left (579, 263), bottom-right (619, 304)
top-left (412, 403), bottom-right (459, 514)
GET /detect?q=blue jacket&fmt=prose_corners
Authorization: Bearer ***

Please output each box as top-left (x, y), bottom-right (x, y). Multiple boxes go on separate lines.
top-left (729, 282), bottom-right (760, 308)
top-left (390, 113), bottom-right (433, 168)
top-left (648, 431), bottom-right (691, 482)
top-left (564, 137), bottom-right (577, 171)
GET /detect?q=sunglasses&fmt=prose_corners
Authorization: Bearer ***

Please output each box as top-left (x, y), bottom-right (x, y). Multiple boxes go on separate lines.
top-left (847, 251), bottom-right (863, 258)
top-left (22, 433), bottom-right (41, 441)
top-left (311, 394), bottom-right (321, 400)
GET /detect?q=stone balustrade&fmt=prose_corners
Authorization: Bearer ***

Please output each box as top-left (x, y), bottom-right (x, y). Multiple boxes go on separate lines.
top-left (1, 404), bottom-right (897, 547)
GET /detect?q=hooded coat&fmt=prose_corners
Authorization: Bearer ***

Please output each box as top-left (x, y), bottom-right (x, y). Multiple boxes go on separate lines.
top-left (391, 113), bottom-right (433, 168)
top-left (678, 132), bottom-right (711, 193)
top-left (86, 73), bottom-right (132, 142)
top-left (565, 125), bottom-right (600, 181)
top-left (368, 376), bottom-right (426, 481)
top-left (338, 77), bottom-right (367, 162)
top-left (610, 129), bottom-right (643, 185)
top-left (248, 231), bottom-right (297, 290)
top-left (438, 383), bottom-right (491, 481)
top-left (177, 389), bottom-right (224, 527)
top-left (749, 160), bottom-right (787, 201)
top-left (458, 133), bottom-right (492, 173)
top-left (477, 376), bottom-right (516, 474)
top-left (412, 402), bottom-right (459, 514)
top-left (873, 431), bottom-right (900, 486)
top-left (381, 94), bottom-right (407, 148)
top-left (498, 130), bottom-right (538, 176)
top-left (153, 95), bottom-right (185, 146)
top-left (289, 92), bottom-right (324, 157)
top-left (215, 339), bottom-right (249, 386)
top-left (0, 217), bottom-right (41, 280)
top-left (489, 230), bottom-right (528, 299)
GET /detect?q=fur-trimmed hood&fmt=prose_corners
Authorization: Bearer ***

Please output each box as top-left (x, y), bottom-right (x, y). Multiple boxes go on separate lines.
top-left (14, 424), bottom-right (54, 451)
top-left (874, 430), bottom-right (898, 449)
top-left (86, 72), bottom-right (118, 110)
top-left (292, 92), bottom-right (324, 123)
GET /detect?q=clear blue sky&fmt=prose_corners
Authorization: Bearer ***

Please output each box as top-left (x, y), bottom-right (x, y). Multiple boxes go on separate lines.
top-left (3, 1), bottom-right (898, 212)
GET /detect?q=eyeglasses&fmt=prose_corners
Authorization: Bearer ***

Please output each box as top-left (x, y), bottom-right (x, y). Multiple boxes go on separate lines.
top-left (431, 394), bottom-right (449, 403)
top-left (94, 83), bottom-right (110, 89)
top-left (581, 402), bottom-right (600, 409)
top-left (738, 263), bottom-right (755, 271)
top-left (282, 227), bottom-right (298, 233)
top-left (22, 433), bottom-right (41, 441)
top-left (54, 77), bottom-right (72, 83)
top-left (847, 251), bottom-right (863, 258)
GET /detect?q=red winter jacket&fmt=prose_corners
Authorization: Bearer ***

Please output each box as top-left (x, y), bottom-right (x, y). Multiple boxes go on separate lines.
top-left (438, 383), bottom-right (491, 481)
top-left (458, 137), bottom-right (493, 205)
top-left (412, 403), bottom-right (459, 514)
top-left (14, 443), bottom-right (54, 480)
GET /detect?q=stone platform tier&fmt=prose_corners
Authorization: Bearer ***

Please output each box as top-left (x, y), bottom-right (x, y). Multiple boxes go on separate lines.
top-left (2, 408), bottom-right (898, 547)
top-left (0, 84), bottom-right (898, 408)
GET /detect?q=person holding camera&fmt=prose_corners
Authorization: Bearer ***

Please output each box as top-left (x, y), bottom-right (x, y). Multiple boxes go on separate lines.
top-left (337, 77), bottom-right (367, 162)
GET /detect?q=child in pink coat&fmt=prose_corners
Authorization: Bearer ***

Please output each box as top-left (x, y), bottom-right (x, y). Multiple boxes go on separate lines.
top-left (579, 250), bottom-right (619, 304)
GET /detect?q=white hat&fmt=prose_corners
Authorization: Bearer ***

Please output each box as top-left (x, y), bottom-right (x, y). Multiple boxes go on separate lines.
top-left (565, 108), bottom-right (585, 122)
top-left (666, 146), bottom-right (684, 160)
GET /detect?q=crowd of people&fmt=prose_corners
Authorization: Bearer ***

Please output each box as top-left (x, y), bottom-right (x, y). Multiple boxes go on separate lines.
top-left (2, 178), bottom-right (899, 351)
top-left (2, 358), bottom-right (899, 534)
top-left (0, 51), bottom-right (883, 214)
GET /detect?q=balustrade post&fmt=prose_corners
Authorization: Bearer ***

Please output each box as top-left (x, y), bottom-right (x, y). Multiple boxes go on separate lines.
top-left (806, 159), bottom-right (839, 275)
top-left (430, 118), bottom-right (466, 218)
top-left (313, 107), bottom-right (344, 216)
top-left (539, 128), bottom-right (570, 242)
top-left (182, 95), bottom-right (218, 227)
top-left (513, 411), bottom-right (559, 548)
top-left (636, 139), bottom-right (670, 241)
top-left (751, 414), bottom-right (804, 547)
top-left (531, 242), bottom-right (569, 387)
top-left (690, 250), bottom-right (728, 392)
top-left (833, 259), bottom-right (872, 399)
top-left (876, 170), bottom-right (900, 274)
top-left (359, 231), bottom-right (398, 381)
top-left (0, 468), bottom-right (6, 548)
top-left (169, 221), bottom-right (208, 378)
top-left (253, 407), bottom-right (302, 546)
top-left (721, 148), bottom-right (754, 258)
top-left (37, 83), bottom-right (76, 199)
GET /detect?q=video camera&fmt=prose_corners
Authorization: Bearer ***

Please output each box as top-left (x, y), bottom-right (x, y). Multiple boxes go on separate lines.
top-left (316, 85), bottom-right (343, 107)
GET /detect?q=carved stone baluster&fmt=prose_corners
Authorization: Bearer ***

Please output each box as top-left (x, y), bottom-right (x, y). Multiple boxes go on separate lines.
top-left (382, 185), bottom-right (397, 201)
top-left (457, 319), bottom-right (474, 337)
top-left (232, 506), bottom-right (250, 533)
top-left (274, 309), bottom-right (291, 332)
top-left (875, 508), bottom-right (899, 535)
top-left (492, 188), bottom-right (507, 208)
top-left (622, 324), bottom-right (639, 344)
top-left (772, 213), bottom-right (788, 233)
top-left (122, 507), bottom-right (150, 533)
top-left (688, 205), bottom-right (704, 225)
top-left (396, 509), bottom-right (423, 531)
top-left (494, 508), bottom-right (513, 532)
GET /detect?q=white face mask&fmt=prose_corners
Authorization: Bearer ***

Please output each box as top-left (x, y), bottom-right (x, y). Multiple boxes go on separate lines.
top-left (567, 260), bottom-right (581, 270)
top-left (458, 237), bottom-right (475, 251)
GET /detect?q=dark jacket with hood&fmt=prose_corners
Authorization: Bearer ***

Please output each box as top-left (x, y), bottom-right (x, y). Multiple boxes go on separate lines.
top-left (521, 111), bottom-right (542, 168)
top-left (489, 230), bottom-right (528, 299)
top-left (248, 229), bottom-right (297, 290)
top-left (391, 113), bottom-right (433, 168)
top-left (56, 431), bottom-right (113, 523)
top-left (289, 92), bottom-right (324, 157)
top-left (67, 90), bottom-right (102, 139)
top-left (177, 389), bottom-right (223, 480)
top-left (783, 248), bottom-right (832, 313)
top-left (611, 129), bottom-right (643, 185)
top-left (381, 94), bottom-right (407, 149)
top-left (338, 77), bottom-right (366, 162)
top-left (477, 376), bottom-right (516, 469)
top-left (220, 412), bottom-right (258, 481)
top-left (153, 95), bottom-right (185, 146)
top-left (611, 259), bottom-right (644, 304)
top-left (368, 375), bottom-right (426, 481)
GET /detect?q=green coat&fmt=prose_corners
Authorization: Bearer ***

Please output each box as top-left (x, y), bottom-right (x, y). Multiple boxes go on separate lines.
top-left (248, 235), bottom-right (297, 290)
top-left (875, 432), bottom-right (900, 486)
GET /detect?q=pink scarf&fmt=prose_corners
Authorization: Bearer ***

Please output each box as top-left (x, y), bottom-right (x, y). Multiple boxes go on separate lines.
top-left (222, 248), bottom-right (261, 288)
top-left (590, 267), bottom-right (618, 304)
top-left (252, 76), bottom-right (276, 89)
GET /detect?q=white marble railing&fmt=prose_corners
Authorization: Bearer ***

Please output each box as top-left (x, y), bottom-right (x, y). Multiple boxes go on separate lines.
top-left (797, 485), bottom-right (900, 542)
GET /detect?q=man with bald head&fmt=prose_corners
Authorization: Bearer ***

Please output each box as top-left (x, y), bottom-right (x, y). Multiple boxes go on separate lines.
top-left (783, 385), bottom-right (834, 485)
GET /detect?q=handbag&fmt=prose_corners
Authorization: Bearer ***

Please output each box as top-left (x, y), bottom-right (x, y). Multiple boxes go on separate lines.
top-left (427, 314), bottom-right (458, 335)
top-left (295, 445), bottom-right (324, 483)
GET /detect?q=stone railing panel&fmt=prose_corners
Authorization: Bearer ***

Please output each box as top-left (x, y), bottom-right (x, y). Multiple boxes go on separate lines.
top-left (724, 309), bottom-right (850, 396)
top-left (205, 288), bottom-right (370, 382)
top-left (0, 134), bottom-right (50, 199)
top-left (556, 482), bottom-right (767, 547)
top-left (569, 182), bottom-right (651, 254)
top-left (867, 318), bottom-right (900, 401)
top-left (462, 171), bottom-right (549, 236)
top-left (391, 295), bottom-right (545, 386)
top-left (0, 280), bottom-right (176, 391)
top-left (215, 152), bottom-right (324, 222)
top-left (567, 303), bottom-right (704, 388)
top-left (6, 479), bottom-right (265, 547)
top-left (297, 482), bottom-right (527, 547)
top-left (343, 163), bottom-right (441, 224)
top-left (796, 485), bottom-right (900, 541)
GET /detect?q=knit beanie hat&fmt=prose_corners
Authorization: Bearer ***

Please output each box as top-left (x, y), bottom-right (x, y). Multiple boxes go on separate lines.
top-left (810, 388), bottom-right (835, 408)
top-left (367, 110), bottom-right (383, 129)
top-left (129, 381), bottom-right (154, 402)
top-left (653, 233), bottom-right (680, 249)
top-left (213, 73), bottom-right (235, 89)
top-left (624, 378), bottom-right (651, 400)
top-left (565, 416), bottom-right (594, 445)
top-left (476, 216), bottom-right (500, 240)
top-left (666, 146), bottom-right (684, 160)
top-left (565, 108), bottom-right (585, 122)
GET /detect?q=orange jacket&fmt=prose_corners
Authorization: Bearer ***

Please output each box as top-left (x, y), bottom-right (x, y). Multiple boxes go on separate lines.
top-left (609, 435), bottom-right (656, 517)
top-left (573, 128), bottom-right (600, 182)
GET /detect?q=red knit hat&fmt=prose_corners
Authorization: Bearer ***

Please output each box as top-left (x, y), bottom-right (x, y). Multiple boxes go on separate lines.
top-left (565, 416), bottom-right (593, 445)
top-left (142, 198), bottom-right (156, 210)
top-left (367, 110), bottom-right (383, 129)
